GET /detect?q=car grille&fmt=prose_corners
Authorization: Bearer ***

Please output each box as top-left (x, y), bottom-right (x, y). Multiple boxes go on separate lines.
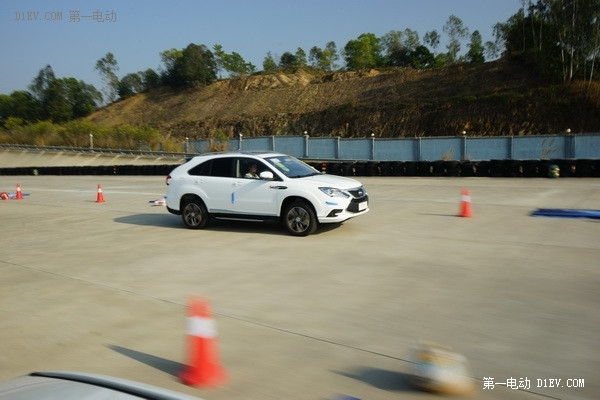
top-left (346, 185), bottom-right (369, 214)
top-left (346, 195), bottom-right (368, 213)
top-left (348, 186), bottom-right (366, 198)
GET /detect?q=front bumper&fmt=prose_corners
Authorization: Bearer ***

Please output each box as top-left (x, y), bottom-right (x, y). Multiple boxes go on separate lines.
top-left (318, 195), bottom-right (369, 223)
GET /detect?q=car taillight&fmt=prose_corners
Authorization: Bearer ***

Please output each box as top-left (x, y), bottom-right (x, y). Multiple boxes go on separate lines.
top-left (166, 175), bottom-right (171, 185)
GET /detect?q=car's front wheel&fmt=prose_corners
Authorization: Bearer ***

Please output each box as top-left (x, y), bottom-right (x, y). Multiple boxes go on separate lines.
top-left (181, 196), bottom-right (209, 229)
top-left (283, 200), bottom-right (317, 236)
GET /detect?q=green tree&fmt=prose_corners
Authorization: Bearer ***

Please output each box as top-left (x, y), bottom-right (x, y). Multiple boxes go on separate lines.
top-left (279, 52), bottom-right (297, 67)
top-left (95, 52), bottom-right (119, 103)
top-left (44, 78), bottom-right (101, 122)
top-left (485, 23), bottom-right (504, 60)
top-left (381, 29), bottom-right (431, 68)
top-left (279, 48), bottom-right (307, 68)
top-left (28, 65), bottom-right (55, 102)
top-left (0, 91), bottom-right (42, 124)
top-left (382, 30), bottom-right (407, 67)
top-left (213, 44), bottom-right (227, 78)
top-left (386, 47), bottom-right (411, 67)
top-left (403, 29), bottom-right (421, 51)
top-left (309, 42), bottom-right (338, 70)
top-left (309, 46), bottom-right (324, 68)
top-left (44, 79), bottom-right (72, 122)
top-left (2, 66), bottom-right (100, 123)
top-left (547, 0), bottom-right (600, 82)
top-left (214, 45), bottom-right (255, 77)
top-left (167, 43), bottom-right (217, 87)
top-left (324, 41), bottom-right (340, 70)
top-left (431, 53), bottom-right (448, 68)
top-left (160, 48), bottom-right (183, 84)
top-left (223, 51), bottom-right (255, 76)
top-left (68, 79), bottom-right (102, 118)
top-left (496, 0), bottom-right (600, 83)
top-left (118, 73), bottom-right (144, 98)
top-left (141, 68), bottom-right (160, 91)
top-left (410, 45), bottom-right (435, 69)
top-left (263, 52), bottom-right (277, 71)
top-left (294, 47), bottom-right (307, 66)
top-left (424, 30), bottom-right (441, 54)
top-left (443, 15), bottom-right (469, 63)
top-left (344, 33), bottom-right (383, 70)
top-left (2, 116), bottom-right (27, 130)
top-left (466, 30), bottom-right (485, 63)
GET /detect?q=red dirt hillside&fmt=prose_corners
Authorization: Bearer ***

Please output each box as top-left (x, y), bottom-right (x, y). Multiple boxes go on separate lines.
top-left (86, 60), bottom-right (600, 140)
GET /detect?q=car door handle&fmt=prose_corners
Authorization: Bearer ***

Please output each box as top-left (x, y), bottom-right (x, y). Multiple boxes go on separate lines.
top-left (232, 182), bottom-right (243, 187)
top-left (269, 185), bottom-right (287, 190)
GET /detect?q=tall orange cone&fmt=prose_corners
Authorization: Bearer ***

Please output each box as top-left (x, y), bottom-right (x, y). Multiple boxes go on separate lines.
top-left (179, 297), bottom-right (227, 387)
top-left (15, 184), bottom-right (23, 200)
top-left (458, 188), bottom-right (472, 218)
top-left (95, 184), bottom-right (105, 203)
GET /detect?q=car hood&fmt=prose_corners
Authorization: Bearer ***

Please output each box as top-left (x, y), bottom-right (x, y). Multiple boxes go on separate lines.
top-left (296, 173), bottom-right (363, 189)
top-left (0, 372), bottom-right (204, 400)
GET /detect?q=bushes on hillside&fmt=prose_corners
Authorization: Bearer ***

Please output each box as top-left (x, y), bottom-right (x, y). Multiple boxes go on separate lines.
top-left (0, 119), bottom-right (175, 151)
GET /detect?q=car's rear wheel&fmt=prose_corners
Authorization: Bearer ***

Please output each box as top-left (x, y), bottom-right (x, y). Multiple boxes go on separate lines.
top-left (283, 200), bottom-right (317, 236)
top-left (181, 196), bottom-right (209, 229)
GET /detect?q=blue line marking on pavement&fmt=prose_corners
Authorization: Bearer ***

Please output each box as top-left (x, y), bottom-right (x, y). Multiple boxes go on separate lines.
top-left (531, 208), bottom-right (600, 219)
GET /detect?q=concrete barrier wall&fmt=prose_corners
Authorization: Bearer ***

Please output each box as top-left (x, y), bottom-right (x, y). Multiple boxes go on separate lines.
top-left (1, 143), bottom-right (599, 177)
top-left (0, 149), bottom-right (186, 168)
top-left (196, 133), bottom-right (600, 161)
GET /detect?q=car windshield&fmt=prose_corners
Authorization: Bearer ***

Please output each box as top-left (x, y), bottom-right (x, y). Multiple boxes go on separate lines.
top-left (264, 155), bottom-right (320, 178)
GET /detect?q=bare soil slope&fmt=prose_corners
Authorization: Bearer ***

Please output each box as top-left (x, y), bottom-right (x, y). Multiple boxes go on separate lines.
top-left (87, 60), bottom-right (600, 139)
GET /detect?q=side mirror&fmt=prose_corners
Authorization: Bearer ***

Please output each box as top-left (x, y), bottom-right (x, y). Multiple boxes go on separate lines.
top-left (259, 171), bottom-right (274, 180)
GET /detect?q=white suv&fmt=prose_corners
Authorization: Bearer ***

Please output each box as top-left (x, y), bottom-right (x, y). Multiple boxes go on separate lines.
top-left (165, 151), bottom-right (369, 236)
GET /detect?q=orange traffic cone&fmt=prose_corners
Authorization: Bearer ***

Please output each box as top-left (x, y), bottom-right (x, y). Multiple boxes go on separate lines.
top-left (179, 297), bottom-right (227, 387)
top-left (95, 184), bottom-right (105, 203)
top-left (15, 184), bottom-right (23, 200)
top-left (458, 188), bottom-right (472, 218)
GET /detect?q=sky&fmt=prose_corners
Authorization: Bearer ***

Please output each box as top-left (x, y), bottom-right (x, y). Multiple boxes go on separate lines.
top-left (1, 0), bottom-right (523, 96)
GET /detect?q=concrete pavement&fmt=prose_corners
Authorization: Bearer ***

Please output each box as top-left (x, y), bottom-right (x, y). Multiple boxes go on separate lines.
top-left (0, 175), bottom-right (598, 399)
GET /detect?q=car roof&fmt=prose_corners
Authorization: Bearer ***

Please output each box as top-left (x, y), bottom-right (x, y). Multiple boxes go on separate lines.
top-left (190, 150), bottom-right (286, 160)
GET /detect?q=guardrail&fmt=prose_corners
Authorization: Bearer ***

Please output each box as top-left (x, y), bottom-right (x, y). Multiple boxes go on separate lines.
top-left (0, 143), bottom-right (190, 158)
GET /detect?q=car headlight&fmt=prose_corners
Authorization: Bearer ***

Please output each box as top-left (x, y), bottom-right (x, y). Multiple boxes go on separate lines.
top-left (319, 187), bottom-right (350, 198)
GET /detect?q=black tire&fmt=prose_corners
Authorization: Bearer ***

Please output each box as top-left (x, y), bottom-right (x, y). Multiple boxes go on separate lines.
top-left (327, 162), bottom-right (342, 175)
top-left (340, 163), bottom-right (355, 176)
top-left (459, 161), bottom-right (475, 177)
top-left (404, 161), bottom-right (418, 176)
top-left (390, 161), bottom-right (405, 176)
top-left (283, 200), bottom-right (317, 236)
top-left (475, 161), bottom-right (491, 177)
top-left (575, 159), bottom-right (594, 177)
top-left (181, 196), bottom-right (209, 229)
top-left (416, 161), bottom-right (432, 176)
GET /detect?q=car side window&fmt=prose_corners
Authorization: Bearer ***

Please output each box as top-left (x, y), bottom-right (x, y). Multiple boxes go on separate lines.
top-left (188, 157), bottom-right (234, 177)
top-left (188, 160), bottom-right (210, 176)
top-left (238, 157), bottom-right (259, 179)
top-left (238, 157), bottom-right (281, 180)
top-left (210, 157), bottom-right (234, 177)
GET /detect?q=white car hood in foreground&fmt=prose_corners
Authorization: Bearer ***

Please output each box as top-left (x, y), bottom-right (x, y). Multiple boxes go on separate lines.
top-left (0, 371), bottom-right (203, 400)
